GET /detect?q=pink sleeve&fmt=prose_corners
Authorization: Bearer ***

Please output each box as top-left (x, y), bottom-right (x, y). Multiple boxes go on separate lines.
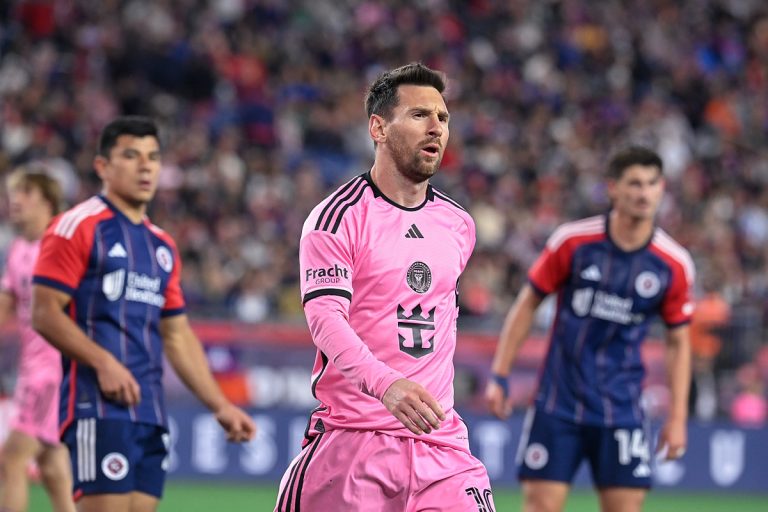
top-left (300, 230), bottom-right (353, 303)
top-left (304, 296), bottom-right (404, 399)
top-left (300, 229), bottom-right (403, 398)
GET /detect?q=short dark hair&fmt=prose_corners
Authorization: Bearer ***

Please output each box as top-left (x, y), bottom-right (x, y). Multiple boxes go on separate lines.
top-left (7, 167), bottom-right (64, 215)
top-left (99, 116), bottom-right (159, 157)
top-left (364, 62), bottom-right (446, 120)
top-left (607, 146), bottom-right (663, 180)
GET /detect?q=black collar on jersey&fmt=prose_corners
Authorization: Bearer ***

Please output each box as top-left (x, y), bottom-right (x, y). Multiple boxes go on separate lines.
top-left (362, 171), bottom-right (435, 212)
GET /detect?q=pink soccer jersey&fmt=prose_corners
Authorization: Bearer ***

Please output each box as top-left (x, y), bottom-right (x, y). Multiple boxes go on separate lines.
top-left (299, 172), bottom-right (476, 452)
top-left (2, 237), bottom-right (62, 444)
top-left (1, 237), bottom-right (61, 377)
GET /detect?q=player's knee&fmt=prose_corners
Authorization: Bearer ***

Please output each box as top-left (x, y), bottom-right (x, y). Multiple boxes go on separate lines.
top-left (0, 447), bottom-right (27, 475)
top-left (37, 455), bottom-right (69, 485)
top-left (522, 486), bottom-right (565, 512)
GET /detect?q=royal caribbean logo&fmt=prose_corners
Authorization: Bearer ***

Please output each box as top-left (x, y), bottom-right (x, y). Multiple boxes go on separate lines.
top-left (397, 304), bottom-right (436, 358)
top-left (406, 261), bottom-right (432, 294)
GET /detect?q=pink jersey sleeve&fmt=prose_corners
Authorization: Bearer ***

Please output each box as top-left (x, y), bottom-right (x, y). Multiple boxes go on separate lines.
top-left (33, 216), bottom-right (93, 294)
top-left (300, 229), bottom-right (404, 399)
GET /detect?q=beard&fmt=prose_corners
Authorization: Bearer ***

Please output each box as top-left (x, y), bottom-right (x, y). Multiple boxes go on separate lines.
top-left (388, 130), bottom-right (443, 184)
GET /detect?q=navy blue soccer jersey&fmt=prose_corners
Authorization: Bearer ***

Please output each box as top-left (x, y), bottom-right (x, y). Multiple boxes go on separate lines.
top-left (33, 196), bottom-right (186, 432)
top-left (528, 215), bottom-right (695, 427)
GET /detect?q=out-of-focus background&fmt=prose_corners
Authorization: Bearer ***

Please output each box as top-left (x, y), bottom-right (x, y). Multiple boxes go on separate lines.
top-left (0, 0), bottom-right (767, 510)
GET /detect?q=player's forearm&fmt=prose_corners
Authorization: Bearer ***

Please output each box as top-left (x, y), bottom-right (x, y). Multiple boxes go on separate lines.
top-left (665, 326), bottom-right (692, 421)
top-left (163, 324), bottom-right (228, 412)
top-left (31, 304), bottom-right (112, 369)
top-left (491, 285), bottom-right (541, 376)
top-left (304, 297), bottom-right (404, 399)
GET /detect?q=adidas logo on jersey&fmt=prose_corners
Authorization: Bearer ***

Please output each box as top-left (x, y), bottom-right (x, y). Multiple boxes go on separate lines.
top-left (633, 462), bottom-right (651, 478)
top-left (108, 243), bottom-right (128, 258)
top-left (580, 264), bottom-right (601, 281)
top-left (405, 224), bottom-right (424, 238)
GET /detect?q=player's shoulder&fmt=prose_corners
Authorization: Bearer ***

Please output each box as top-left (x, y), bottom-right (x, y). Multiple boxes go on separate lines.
top-left (651, 227), bottom-right (695, 278)
top-left (303, 173), bottom-right (372, 236)
top-left (430, 185), bottom-right (472, 220)
top-left (144, 219), bottom-right (178, 248)
top-left (49, 196), bottom-right (112, 240)
top-left (546, 215), bottom-right (606, 251)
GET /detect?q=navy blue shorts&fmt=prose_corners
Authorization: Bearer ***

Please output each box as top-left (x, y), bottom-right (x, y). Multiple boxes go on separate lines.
top-left (62, 418), bottom-right (169, 498)
top-left (516, 408), bottom-right (652, 489)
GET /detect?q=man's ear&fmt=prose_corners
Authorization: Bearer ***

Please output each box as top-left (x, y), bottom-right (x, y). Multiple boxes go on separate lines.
top-left (93, 155), bottom-right (107, 180)
top-left (369, 114), bottom-right (386, 145)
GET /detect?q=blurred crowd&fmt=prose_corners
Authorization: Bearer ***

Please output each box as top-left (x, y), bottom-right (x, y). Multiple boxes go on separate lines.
top-left (0, 0), bottom-right (767, 423)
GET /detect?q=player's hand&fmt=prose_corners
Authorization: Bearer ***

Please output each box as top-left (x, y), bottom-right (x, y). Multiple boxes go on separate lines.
top-left (657, 417), bottom-right (687, 460)
top-left (214, 402), bottom-right (257, 442)
top-left (485, 379), bottom-right (513, 419)
top-left (94, 354), bottom-right (141, 406)
top-left (382, 378), bottom-right (445, 435)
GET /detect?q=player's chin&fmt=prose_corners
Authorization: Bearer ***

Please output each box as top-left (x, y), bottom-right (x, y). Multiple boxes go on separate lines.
top-left (133, 189), bottom-right (157, 203)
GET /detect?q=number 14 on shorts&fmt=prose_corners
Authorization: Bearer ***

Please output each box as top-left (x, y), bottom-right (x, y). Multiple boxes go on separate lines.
top-left (614, 428), bottom-right (650, 465)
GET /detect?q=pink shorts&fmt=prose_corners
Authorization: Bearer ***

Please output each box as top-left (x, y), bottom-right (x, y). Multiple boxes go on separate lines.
top-left (10, 373), bottom-right (60, 446)
top-left (275, 429), bottom-right (495, 512)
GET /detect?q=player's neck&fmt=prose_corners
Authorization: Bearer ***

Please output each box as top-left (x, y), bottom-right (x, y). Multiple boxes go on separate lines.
top-left (370, 164), bottom-right (429, 208)
top-left (19, 215), bottom-right (49, 242)
top-left (609, 210), bottom-right (654, 252)
top-left (104, 192), bottom-right (147, 224)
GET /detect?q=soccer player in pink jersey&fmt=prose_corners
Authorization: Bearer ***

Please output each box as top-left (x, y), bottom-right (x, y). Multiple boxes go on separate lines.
top-left (0, 169), bottom-right (75, 512)
top-left (275, 63), bottom-right (494, 512)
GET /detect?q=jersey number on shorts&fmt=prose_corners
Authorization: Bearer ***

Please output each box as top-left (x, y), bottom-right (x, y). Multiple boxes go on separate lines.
top-left (465, 487), bottom-right (495, 512)
top-left (614, 428), bottom-right (649, 465)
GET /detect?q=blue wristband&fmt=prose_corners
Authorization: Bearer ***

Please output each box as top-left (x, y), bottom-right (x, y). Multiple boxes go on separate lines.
top-left (491, 373), bottom-right (509, 398)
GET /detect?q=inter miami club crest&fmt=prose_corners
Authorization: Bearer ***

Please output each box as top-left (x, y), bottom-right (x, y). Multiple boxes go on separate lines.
top-left (406, 261), bottom-right (432, 294)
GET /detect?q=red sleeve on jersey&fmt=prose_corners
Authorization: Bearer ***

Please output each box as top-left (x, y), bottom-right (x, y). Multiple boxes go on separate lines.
top-left (161, 236), bottom-right (185, 313)
top-left (528, 243), bottom-right (573, 295)
top-left (33, 217), bottom-right (94, 294)
top-left (660, 257), bottom-right (694, 326)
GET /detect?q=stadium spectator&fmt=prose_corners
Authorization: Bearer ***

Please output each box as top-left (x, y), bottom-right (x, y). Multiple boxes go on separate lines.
top-left (275, 63), bottom-right (493, 512)
top-left (486, 147), bottom-right (694, 512)
top-left (689, 277), bottom-right (731, 420)
top-left (730, 362), bottom-right (767, 428)
top-left (0, 169), bottom-right (74, 512)
top-left (30, 117), bottom-right (255, 512)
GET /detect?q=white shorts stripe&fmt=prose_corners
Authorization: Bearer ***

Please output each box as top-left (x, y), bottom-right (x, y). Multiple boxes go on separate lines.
top-left (76, 419), bottom-right (84, 482)
top-left (77, 418), bottom-right (97, 482)
top-left (515, 407), bottom-right (536, 466)
top-left (89, 418), bottom-right (96, 481)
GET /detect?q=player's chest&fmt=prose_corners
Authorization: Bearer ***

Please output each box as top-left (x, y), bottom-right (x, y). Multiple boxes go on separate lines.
top-left (569, 246), bottom-right (670, 312)
top-left (352, 213), bottom-right (466, 287)
top-left (87, 223), bottom-right (173, 299)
